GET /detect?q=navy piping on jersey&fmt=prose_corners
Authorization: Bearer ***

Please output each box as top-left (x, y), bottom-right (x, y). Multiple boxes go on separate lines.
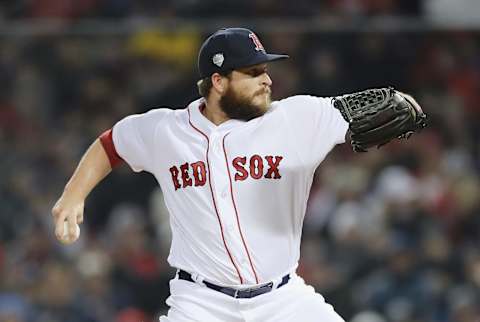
top-left (222, 133), bottom-right (259, 284)
top-left (187, 108), bottom-right (244, 284)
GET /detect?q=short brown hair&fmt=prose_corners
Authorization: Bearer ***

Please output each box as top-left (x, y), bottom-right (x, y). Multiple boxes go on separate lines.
top-left (197, 72), bottom-right (231, 98)
top-left (197, 77), bottom-right (213, 98)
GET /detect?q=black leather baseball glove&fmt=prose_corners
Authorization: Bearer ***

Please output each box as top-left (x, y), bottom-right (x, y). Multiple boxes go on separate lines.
top-left (332, 87), bottom-right (427, 152)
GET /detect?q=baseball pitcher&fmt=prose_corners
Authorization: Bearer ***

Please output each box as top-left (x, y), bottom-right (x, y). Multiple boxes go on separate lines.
top-left (52, 28), bottom-right (426, 322)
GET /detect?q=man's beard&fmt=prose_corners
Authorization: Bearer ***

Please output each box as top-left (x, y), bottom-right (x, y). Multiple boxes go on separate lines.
top-left (219, 86), bottom-right (271, 121)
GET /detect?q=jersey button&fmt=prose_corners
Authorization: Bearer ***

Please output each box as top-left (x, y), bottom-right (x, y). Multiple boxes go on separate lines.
top-left (221, 189), bottom-right (228, 198)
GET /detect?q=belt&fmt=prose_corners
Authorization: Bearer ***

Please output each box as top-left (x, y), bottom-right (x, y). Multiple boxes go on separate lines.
top-left (178, 269), bottom-right (290, 299)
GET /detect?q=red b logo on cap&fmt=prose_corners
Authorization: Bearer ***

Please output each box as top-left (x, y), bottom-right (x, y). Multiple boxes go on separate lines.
top-left (249, 33), bottom-right (265, 52)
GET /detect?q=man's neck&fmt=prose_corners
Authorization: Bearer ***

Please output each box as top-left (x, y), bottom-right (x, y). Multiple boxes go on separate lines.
top-left (202, 101), bottom-right (230, 126)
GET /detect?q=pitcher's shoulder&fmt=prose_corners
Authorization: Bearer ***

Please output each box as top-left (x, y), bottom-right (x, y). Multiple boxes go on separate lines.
top-left (138, 106), bottom-right (191, 125)
top-left (144, 106), bottom-right (178, 118)
top-left (271, 95), bottom-right (332, 113)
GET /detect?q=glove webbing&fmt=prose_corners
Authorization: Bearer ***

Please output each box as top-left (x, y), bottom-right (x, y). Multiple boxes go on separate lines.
top-left (334, 87), bottom-right (394, 123)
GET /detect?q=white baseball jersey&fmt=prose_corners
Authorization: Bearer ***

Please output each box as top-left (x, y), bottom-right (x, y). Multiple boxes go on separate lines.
top-left (112, 95), bottom-right (348, 287)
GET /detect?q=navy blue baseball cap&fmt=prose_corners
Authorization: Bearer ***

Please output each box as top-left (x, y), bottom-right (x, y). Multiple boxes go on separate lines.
top-left (198, 28), bottom-right (289, 78)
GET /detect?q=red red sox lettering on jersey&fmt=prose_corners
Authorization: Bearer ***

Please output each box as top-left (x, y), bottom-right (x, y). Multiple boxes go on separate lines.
top-left (169, 155), bottom-right (283, 190)
top-left (111, 96), bottom-right (348, 287)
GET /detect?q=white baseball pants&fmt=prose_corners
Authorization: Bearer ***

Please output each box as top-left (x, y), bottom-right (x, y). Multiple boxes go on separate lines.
top-left (159, 273), bottom-right (345, 322)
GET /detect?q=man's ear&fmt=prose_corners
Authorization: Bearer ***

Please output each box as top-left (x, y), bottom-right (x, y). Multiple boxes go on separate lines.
top-left (211, 73), bottom-right (228, 94)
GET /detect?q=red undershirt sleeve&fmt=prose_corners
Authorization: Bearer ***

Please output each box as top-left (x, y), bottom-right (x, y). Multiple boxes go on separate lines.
top-left (99, 128), bottom-right (123, 168)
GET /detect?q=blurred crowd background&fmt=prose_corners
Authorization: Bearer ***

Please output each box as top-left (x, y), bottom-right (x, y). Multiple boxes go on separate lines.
top-left (1, 1), bottom-right (480, 322)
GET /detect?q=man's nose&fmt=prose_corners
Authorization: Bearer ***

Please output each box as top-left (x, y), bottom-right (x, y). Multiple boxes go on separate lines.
top-left (262, 72), bottom-right (272, 86)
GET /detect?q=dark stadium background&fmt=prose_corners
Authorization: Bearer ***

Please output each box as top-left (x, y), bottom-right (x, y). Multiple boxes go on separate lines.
top-left (0, 1), bottom-right (479, 321)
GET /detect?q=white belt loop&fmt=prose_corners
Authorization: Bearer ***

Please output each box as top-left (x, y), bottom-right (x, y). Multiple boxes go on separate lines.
top-left (272, 272), bottom-right (291, 290)
top-left (191, 272), bottom-right (205, 284)
top-left (270, 276), bottom-right (281, 290)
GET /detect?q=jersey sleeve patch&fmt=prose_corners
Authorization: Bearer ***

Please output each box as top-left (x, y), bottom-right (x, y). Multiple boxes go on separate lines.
top-left (99, 128), bottom-right (123, 168)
